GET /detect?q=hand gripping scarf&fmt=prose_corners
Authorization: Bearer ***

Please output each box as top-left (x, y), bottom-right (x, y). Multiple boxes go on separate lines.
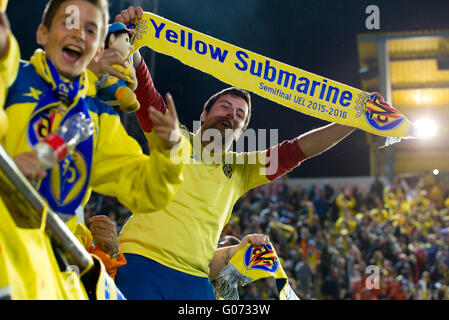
top-left (217, 243), bottom-right (299, 300)
top-left (129, 12), bottom-right (424, 146)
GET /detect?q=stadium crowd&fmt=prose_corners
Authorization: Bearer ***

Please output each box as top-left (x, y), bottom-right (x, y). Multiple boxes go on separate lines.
top-left (87, 171), bottom-right (449, 300)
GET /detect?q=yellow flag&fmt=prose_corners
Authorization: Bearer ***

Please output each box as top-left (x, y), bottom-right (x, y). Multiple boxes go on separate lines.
top-left (0, 199), bottom-right (88, 299)
top-left (130, 12), bottom-right (420, 142)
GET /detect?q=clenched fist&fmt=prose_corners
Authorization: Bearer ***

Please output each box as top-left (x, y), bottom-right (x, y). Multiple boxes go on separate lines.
top-left (90, 215), bottom-right (119, 257)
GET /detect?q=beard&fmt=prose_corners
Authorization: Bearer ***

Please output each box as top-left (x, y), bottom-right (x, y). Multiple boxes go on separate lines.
top-left (201, 117), bottom-right (238, 151)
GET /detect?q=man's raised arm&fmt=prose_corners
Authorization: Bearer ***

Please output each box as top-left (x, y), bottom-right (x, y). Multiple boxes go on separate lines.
top-left (297, 123), bottom-right (356, 159)
top-left (296, 92), bottom-right (386, 158)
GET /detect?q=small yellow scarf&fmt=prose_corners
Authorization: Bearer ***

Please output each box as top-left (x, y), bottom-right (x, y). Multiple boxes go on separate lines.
top-left (219, 243), bottom-right (299, 300)
top-left (30, 49), bottom-right (89, 105)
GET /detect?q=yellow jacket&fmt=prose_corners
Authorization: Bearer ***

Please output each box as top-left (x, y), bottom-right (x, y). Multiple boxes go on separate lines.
top-left (2, 52), bottom-right (190, 230)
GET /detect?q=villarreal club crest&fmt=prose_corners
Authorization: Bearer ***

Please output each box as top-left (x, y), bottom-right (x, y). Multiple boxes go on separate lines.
top-left (244, 243), bottom-right (279, 273)
top-left (222, 164), bottom-right (233, 179)
top-left (364, 93), bottom-right (405, 131)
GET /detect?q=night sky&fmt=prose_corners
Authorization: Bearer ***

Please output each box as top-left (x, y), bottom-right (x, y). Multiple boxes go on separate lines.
top-left (6, 0), bottom-right (449, 177)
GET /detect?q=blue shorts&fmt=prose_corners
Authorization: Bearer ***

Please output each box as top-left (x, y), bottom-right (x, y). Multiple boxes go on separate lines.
top-left (115, 253), bottom-right (217, 300)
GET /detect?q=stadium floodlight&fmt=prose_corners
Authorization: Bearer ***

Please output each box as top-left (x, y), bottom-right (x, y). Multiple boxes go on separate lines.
top-left (413, 118), bottom-right (438, 138)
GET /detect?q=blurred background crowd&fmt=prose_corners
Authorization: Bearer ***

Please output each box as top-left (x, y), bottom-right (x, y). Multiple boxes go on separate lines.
top-left (86, 171), bottom-right (449, 300)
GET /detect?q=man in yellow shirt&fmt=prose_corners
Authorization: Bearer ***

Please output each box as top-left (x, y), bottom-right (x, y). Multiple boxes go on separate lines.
top-left (114, 6), bottom-right (389, 300)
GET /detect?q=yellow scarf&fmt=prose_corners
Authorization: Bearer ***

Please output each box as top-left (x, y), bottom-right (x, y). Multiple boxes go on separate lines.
top-left (130, 12), bottom-right (421, 145)
top-left (219, 243), bottom-right (299, 300)
top-left (30, 49), bottom-right (89, 103)
top-left (28, 49), bottom-right (93, 223)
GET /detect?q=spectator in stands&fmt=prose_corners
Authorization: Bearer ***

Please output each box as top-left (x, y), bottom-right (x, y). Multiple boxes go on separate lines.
top-left (259, 201), bottom-right (279, 224)
top-left (321, 267), bottom-right (340, 299)
top-left (370, 174), bottom-right (384, 202)
top-left (295, 253), bottom-right (313, 299)
top-left (313, 189), bottom-right (328, 227)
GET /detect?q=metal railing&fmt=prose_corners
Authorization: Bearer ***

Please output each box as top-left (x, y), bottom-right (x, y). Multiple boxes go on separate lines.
top-left (0, 144), bottom-right (93, 276)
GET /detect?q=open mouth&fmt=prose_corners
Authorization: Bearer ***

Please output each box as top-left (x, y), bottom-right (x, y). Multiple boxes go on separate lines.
top-left (61, 45), bottom-right (83, 63)
top-left (220, 120), bottom-right (232, 129)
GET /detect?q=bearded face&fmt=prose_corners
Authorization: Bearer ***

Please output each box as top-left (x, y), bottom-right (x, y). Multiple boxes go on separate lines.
top-left (200, 94), bottom-right (248, 151)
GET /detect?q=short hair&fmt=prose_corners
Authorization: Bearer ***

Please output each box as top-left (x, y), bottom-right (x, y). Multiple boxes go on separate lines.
top-left (203, 87), bottom-right (252, 131)
top-left (41, 0), bottom-right (109, 41)
top-left (105, 30), bottom-right (131, 49)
